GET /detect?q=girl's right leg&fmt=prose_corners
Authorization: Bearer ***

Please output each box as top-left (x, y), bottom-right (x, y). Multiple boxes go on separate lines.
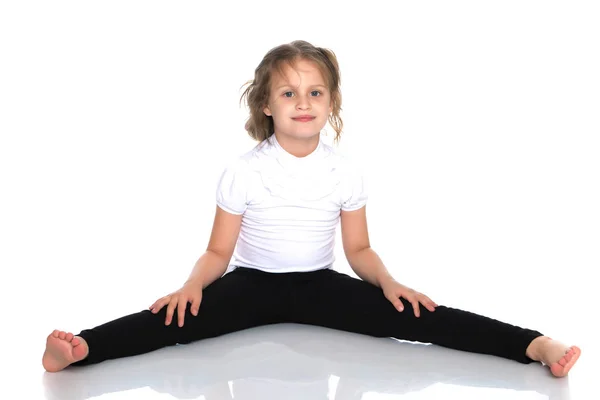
top-left (43, 268), bottom-right (289, 371)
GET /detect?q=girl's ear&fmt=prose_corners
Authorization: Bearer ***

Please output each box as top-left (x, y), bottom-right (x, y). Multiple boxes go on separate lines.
top-left (263, 105), bottom-right (272, 116)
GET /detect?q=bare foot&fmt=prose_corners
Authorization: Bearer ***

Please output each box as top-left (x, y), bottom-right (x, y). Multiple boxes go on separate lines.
top-left (526, 336), bottom-right (581, 378)
top-left (42, 330), bottom-right (89, 372)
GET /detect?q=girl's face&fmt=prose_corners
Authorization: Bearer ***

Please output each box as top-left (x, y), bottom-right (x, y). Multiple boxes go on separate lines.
top-left (263, 59), bottom-right (332, 145)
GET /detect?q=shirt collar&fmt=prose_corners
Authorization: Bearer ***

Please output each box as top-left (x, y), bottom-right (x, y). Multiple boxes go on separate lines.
top-left (270, 134), bottom-right (324, 171)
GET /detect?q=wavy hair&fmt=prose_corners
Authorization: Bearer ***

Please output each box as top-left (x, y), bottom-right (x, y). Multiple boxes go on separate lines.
top-left (240, 40), bottom-right (343, 144)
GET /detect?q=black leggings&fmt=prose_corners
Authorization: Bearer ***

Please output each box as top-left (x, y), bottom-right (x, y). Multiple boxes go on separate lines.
top-left (72, 267), bottom-right (542, 366)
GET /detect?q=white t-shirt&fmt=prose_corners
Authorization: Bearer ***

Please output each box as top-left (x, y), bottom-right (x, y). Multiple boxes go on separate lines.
top-left (216, 134), bottom-right (368, 273)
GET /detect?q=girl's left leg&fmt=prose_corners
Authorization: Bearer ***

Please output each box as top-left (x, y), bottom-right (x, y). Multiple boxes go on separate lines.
top-left (289, 269), bottom-right (578, 375)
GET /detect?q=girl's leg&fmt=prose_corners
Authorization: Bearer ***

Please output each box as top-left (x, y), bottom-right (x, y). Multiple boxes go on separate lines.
top-left (290, 269), bottom-right (543, 365)
top-left (44, 268), bottom-right (289, 370)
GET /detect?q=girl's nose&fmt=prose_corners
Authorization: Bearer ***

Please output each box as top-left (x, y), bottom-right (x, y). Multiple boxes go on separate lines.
top-left (296, 95), bottom-right (311, 110)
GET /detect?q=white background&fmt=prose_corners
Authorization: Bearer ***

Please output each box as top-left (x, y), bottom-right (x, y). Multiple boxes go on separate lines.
top-left (1, 1), bottom-right (598, 399)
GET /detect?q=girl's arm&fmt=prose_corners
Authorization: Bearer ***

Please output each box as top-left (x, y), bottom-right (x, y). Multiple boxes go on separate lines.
top-left (340, 206), bottom-right (393, 287)
top-left (186, 205), bottom-right (243, 289)
top-left (341, 206), bottom-right (438, 316)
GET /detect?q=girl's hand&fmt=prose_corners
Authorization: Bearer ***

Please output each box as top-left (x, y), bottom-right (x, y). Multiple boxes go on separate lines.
top-left (148, 280), bottom-right (203, 327)
top-left (380, 278), bottom-right (438, 318)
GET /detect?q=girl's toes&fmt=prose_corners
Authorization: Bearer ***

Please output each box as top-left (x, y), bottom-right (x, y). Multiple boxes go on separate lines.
top-left (549, 346), bottom-right (581, 377)
top-left (559, 357), bottom-right (567, 366)
top-left (66, 332), bottom-right (74, 341)
top-left (564, 351), bottom-right (574, 362)
top-left (550, 363), bottom-right (566, 377)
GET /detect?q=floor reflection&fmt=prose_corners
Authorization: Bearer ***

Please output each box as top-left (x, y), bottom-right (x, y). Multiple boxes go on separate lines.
top-left (42, 324), bottom-right (570, 400)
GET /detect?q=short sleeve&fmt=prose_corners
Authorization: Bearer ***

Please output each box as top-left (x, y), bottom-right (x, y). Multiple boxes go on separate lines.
top-left (216, 161), bottom-right (248, 215)
top-left (341, 163), bottom-right (368, 212)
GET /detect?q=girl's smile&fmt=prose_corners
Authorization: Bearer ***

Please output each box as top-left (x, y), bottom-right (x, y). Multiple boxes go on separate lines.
top-left (292, 115), bottom-right (316, 122)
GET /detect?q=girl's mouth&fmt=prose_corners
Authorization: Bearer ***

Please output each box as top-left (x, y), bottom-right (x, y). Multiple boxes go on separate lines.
top-left (292, 117), bottom-right (316, 122)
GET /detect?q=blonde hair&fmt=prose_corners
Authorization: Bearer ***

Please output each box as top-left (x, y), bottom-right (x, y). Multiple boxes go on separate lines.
top-left (240, 40), bottom-right (343, 144)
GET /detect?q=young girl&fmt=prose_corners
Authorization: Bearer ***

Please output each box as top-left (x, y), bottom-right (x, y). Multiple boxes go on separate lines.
top-left (42, 40), bottom-right (580, 378)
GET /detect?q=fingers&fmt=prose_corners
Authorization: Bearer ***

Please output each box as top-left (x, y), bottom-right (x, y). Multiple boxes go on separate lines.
top-left (392, 292), bottom-right (437, 318)
top-left (391, 296), bottom-right (420, 317)
top-left (149, 296), bottom-right (169, 314)
top-left (165, 297), bottom-right (178, 326)
top-left (416, 293), bottom-right (437, 312)
top-left (410, 298), bottom-right (421, 318)
top-left (178, 297), bottom-right (188, 327)
top-left (150, 289), bottom-right (202, 327)
top-left (423, 296), bottom-right (437, 312)
top-left (190, 293), bottom-right (202, 316)
top-left (389, 290), bottom-right (419, 317)
top-left (410, 293), bottom-right (439, 316)
top-left (388, 296), bottom-right (404, 312)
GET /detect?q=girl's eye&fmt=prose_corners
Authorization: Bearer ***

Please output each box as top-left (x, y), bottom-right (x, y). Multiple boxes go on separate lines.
top-left (282, 90), bottom-right (322, 98)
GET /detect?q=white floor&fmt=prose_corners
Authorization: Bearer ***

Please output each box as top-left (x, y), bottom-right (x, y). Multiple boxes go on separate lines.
top-left (32, 324), bottom-right (588, 400)
top-left (8, 279), bottom-right (595, 400)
